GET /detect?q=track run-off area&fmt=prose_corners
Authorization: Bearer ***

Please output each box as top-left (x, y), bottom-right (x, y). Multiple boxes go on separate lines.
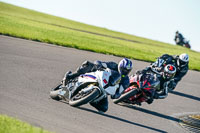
top-left (0, 35), bottom-right (200, 133)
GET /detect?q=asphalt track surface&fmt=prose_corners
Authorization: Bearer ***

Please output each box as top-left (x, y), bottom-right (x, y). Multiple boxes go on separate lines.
top-left (0, 35), bottom-right (200, 133)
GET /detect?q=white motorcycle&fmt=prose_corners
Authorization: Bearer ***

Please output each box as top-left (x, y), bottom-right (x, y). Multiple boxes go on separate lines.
top-left (50, 68), bottom-right (119, 107)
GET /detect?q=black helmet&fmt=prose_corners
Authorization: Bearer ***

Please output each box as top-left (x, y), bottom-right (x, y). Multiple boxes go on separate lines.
top-left (163, 64), bottom-right (176, 80)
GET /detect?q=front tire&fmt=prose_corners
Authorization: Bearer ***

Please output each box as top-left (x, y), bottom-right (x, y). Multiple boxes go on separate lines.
top-left (113, 89), bottom-right (139, 104)
top-left (50, 83), bottom-right (62, 101)
top-left (69, 88), bottom-right (100, 107)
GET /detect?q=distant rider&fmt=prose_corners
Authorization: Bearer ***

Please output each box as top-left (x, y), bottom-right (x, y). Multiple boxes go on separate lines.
top-left (62, 58), bottom-right (133, 112)
top-left (174, 31), bottom-right (184, 46)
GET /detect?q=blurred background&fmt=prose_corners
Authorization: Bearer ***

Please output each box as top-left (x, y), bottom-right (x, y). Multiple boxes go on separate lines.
top-left (1, 0), bottom-right (200, 52)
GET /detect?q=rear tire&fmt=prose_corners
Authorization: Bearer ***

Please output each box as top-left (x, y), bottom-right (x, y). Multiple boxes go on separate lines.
top-left (113, 89), bottom-right (139, 104)
top-left (50, 83), bottom-right (62, 101)
top-left (69, 88), bottom-right (100, 107)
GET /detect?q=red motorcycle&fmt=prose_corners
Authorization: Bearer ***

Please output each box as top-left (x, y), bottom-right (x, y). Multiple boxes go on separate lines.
top-left (113, 73), bottom-right (160, 105)
top-left (175, 38), bottom-right (191, 49)
top-left (183, 40), bottom-right (191, 49)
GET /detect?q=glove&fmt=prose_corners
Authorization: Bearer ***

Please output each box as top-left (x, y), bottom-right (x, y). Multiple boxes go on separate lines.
top-left (136, 70), bottom-right (142, 75)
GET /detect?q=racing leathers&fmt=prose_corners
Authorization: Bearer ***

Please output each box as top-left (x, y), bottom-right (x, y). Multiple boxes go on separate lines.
top-left (174, 32), bottom-right (184, 45)
top-left (153, 74), bottom-right (173, 99)
top-left (150, 54), bottom-right (189, 90)
top-left (63, 60), bottom-right (130, 112)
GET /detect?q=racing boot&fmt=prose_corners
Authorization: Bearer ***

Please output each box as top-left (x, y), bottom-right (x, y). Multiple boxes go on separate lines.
top-left (90, 97), bottom-right (108, 113)
top-left (62, 66), bottom-right (88, 86)
top-left (62, 71), bottom-right (72, 86)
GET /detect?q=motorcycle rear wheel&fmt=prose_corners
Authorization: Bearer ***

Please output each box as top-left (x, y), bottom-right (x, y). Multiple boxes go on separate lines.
top-left (69, 88), bottom-right (100, 107)
top-left (113, 89), bottom-right (139, 104)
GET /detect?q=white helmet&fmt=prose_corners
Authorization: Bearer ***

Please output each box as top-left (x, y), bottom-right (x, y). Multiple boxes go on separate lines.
top-left (179, 53), bottom-right (189, 62)
top-left (178, 53), bottom-right (189, 67)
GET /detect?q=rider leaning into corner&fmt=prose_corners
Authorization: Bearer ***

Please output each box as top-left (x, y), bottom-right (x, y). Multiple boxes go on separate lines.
top-left (136, 64), bottom-right (177, 104)
top-left (137, 53), bottom-right (189, 104)
top-left (174, 31), bottom-right (184, 46)
top-left (150, 53), bottom-right (189, 90)
top-left (62, 58), bottom-right (133, 112)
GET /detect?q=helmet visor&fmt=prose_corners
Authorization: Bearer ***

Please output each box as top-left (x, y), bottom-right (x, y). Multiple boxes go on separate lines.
top-left (179, 59), bottom-right (187, 67)
top-left (121, 68), bottom-right (131, 76)
top-left (164, 72), bottom-right (175, 80)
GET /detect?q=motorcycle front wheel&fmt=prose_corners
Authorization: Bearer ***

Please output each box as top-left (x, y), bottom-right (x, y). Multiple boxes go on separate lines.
top-left (69, 87), bottom-right (100, 107)
top-left (50, 83), bottom-right (62, 101)
top-left (113, 89), bottom-right (139, 104)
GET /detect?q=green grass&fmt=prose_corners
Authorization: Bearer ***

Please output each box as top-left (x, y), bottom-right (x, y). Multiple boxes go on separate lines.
top-left (0, 115), bottom-right (52, 133)
top-left (0, 2), bottom-right (200, 71)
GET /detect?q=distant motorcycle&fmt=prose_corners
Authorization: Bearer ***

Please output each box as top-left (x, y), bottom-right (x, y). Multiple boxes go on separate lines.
top-left (50, 68), bottom-right (119, 107)
top-left (113, 73), bottom-right (160, 105)
top-left (175, 38), bottom-right (191, 49)
top-left (182, 39), bottom-right (191, 49)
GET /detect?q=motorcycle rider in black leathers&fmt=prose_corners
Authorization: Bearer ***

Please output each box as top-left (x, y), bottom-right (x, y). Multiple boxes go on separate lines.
top-left (174, 31), bottom-right (184, 46)
top-left (150, 53), bottom-right (189, 91)
top-left (136, 64), bottom-right (177, 104)
top-left (136, 53), bottom-right (189, 105)
top-left (62, 58), bottom-right (133, 112)
top-left (153, 64), bottom-right (176, 99)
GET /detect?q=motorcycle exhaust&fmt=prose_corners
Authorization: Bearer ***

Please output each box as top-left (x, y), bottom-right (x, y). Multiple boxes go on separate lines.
top-left (81, 84), bottom-right (95, 93)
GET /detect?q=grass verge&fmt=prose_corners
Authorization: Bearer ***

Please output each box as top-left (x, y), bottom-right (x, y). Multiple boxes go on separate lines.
top-left (0, 2), bottom-right (200, 71)
top-left (0, 115), bottom-right (52, 133)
